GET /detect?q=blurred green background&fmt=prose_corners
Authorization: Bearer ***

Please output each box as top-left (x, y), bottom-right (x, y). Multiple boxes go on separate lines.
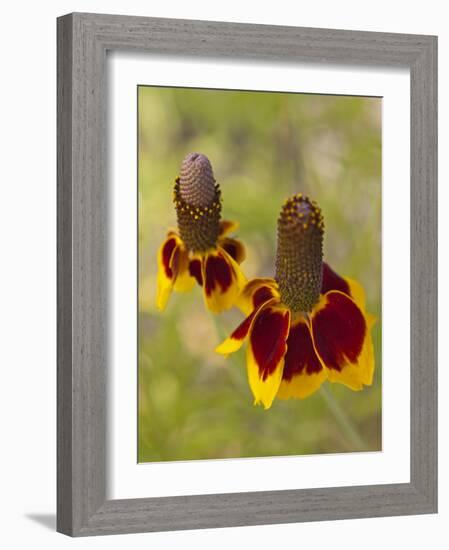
top-left (138, 86), bottom-right (382, 462)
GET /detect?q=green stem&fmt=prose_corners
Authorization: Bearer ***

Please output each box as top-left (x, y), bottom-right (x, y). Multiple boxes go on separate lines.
top-left (319, 385), bottom-right (366, 451)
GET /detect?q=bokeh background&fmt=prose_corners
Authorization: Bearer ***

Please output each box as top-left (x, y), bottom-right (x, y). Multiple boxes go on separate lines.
top-left (138, 86), bottom-right (382, 463)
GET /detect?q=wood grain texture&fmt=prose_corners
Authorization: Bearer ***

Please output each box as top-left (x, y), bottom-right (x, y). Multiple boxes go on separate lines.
top-left (57, 12), bottom-right (438, 536)
top-left (57, 13), bottom-right (74, 536)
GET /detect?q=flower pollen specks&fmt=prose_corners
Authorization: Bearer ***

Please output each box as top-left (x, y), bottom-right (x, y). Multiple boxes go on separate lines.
top-left (275, 194), bottom-right (324, 313)
top-left (175, 152), bottom-right (222, 252)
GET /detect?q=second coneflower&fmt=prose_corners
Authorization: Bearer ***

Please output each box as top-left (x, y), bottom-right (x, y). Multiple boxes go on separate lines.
top-left (156, 152), bottom-right (246, 313)
top-left (216, 194), bottom-right (376, 409)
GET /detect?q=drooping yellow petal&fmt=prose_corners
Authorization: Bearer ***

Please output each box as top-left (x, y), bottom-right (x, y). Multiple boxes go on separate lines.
top-left (277, 317), bottom-right (327, 400)
top-left (219, 219), bottom-right (239, 237)
top-left (218, 236), bottom-right (246, 265)
top-left (324, 312), bottom-right (376, 389)
top-left (188, 256), bottom-right (203, 286)
top-left (246, 303), bottom-right (290, 409)
top-left (156, 273), bottom-right (173, 312)
top-left (237, 278), bottom-right (280, 316)
top-left (215, 308), bottom-right (259, 356)
top-left (277, 369), bottom-right (327, 400)
top-left (247, 350), bottom-right (285, 410)
top-left (202, 247), bottom-right (246, 314)
top-left (173, 246), bottom-right (196, 293)
top-left (321, 262), bottom-right (372, 316)
top-left (345, 277), bottom-right (378, 328)
top-left (310, 290), bottom-right (376, 391)
top-left (156, 234), bottom-right (182, 311)
top-left (345, 276), bottom-right (366, 312)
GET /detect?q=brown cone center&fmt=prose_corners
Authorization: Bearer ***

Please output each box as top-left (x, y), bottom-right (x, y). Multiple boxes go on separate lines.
top-left (174, 153), bottom-right (221, 252)
top-left (275, 194), bottom-right (324, 313)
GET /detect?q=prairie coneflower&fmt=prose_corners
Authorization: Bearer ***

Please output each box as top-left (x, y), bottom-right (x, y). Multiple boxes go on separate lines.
top-left (156, 153), bottom-right (246, 313)
top-left (216, 194), bottom-right (376, 409)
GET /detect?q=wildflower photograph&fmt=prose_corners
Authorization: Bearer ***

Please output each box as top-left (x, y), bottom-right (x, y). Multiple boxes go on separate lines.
top-left (138, 85), bottom-right (382, 463)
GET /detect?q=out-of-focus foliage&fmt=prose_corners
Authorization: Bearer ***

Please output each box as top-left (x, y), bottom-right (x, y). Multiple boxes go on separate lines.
top-left (138, 86), bottom-right (382, 462)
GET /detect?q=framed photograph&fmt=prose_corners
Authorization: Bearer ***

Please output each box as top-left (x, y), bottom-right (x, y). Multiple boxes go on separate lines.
top-left (57, 12), bottom-right (437, 536)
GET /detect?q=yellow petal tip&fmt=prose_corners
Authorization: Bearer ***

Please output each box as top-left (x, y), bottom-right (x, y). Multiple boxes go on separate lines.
top-left (215, 337), bottom-right (242, 355)
top-left (214, 343), bottom-right (229, 356)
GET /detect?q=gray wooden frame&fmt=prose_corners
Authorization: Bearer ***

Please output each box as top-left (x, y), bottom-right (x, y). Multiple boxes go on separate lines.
top-left (57, 12), bottom-right (438, 537)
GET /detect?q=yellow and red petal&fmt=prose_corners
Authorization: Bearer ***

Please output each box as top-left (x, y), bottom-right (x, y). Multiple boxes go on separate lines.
top-left (237, 277), bottom-right (280, 316)
top-left (219, 236), bottom-right (246, 265)
top-left (321, 262), bottom-right (369, 313)
top-left (215, 307), bottom-right (260, 356)
top-left (247, 303), bottom-right (291, 409)
top-left (311, 291), bottom-right (375, 390)
top-left (188, 257), bottom-right (203, 286)
top-left (344, 276), bottom-right (368, 313)
top-left (202, 247), bottom-right (246, 313)
top-left (156, 234), bottom-right (182, 311)
top-left (219, 219), bottom-right (239, 237)
top-left (321, 262), bottom-right (351, 296)
top-left (173, 247), bottom-right (196, 293)
top-left (277, 317), bottom-right (327, 400)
